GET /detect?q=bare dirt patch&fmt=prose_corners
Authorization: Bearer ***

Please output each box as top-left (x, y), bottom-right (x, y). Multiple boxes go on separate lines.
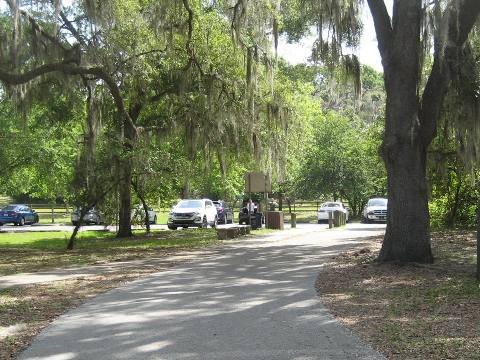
top-left (316, 231), bottom-right (480, 359)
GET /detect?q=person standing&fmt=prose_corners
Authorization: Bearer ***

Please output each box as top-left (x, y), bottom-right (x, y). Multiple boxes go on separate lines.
top-left (247, 199), bottom-right (255, 213)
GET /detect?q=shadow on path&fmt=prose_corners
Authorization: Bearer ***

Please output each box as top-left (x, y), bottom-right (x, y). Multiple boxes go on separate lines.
top-left (19, 225), bottom-right (385, 360)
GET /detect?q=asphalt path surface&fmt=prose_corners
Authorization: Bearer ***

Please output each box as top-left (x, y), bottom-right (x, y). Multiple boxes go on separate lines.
top-left (19, 224), bottom-right (386, 360)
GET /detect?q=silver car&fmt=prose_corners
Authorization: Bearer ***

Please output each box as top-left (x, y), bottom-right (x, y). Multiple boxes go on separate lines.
top-left (71, 207), bottom-right (102, 226)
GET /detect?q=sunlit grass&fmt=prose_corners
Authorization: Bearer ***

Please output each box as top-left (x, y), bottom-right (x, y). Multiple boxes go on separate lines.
top-left (0, 229), bottom-right (219, 275)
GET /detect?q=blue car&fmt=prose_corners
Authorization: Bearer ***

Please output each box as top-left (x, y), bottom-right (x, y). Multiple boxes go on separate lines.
top-left (0, 204), bottom-right (39, 226)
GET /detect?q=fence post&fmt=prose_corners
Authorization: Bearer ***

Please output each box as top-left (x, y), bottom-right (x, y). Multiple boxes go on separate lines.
top-left (51, 204), bottom-right (54, 224)
top-left (328, 211), bottom-right (333, 229)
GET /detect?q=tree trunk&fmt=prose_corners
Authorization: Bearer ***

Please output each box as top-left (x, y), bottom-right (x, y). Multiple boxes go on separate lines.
top-left (379, 136), bottom-right (433, 263)
top-left (116, 117), bottom-right (137, 238)
top-left (117, 162), bottom-right (133, 237)
top-left (116, 99), bottom-right (142, 238)
top-left (67, 208), bottom-right (88, 250)
top-left (477, 195), bottom-right (480, 281)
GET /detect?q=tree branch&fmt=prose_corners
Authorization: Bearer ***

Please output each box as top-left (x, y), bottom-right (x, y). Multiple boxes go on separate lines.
top-left (59, 11), bottom-right (86, 46)
top-left (420, 0), bottom-right (480, 145)
top-left (366, 0), bottom-right (393, 64)
top-left (0, 62), bottom-right (137, 134)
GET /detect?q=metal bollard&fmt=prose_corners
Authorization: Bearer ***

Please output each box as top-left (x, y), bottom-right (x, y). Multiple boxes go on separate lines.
top-left (328, 212), bottom-right (333, 229)
top-left (291, 213), bottom-right (297, 228)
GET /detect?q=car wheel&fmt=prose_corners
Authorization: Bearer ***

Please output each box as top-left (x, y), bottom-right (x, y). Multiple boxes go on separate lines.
top-left (182, 226), bottom-right (188, 229)
top-left (211, 216), bottom-right (217, 228)
top-left (72, 221), bottom-right (78, 226)
top-left (202, 216), bottom-right (208, 228)
top-left (168, 225), bottom-right (177, 230)
top-left (17, 217), bottom-right (25, 226)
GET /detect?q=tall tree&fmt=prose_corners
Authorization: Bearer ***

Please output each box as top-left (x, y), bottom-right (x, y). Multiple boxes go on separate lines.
top-left (287, 0), bottom-right (480, 262)
top-left (369, 0), bottom-right (480, 262)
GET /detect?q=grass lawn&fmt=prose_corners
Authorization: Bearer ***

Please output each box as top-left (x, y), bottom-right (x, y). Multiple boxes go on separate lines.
top-left (0, 229), bottom-right (219, 275)
top-left (284, 211), bottom-right (318, 224)
top-left (316, 231), bottom-right (480, 359)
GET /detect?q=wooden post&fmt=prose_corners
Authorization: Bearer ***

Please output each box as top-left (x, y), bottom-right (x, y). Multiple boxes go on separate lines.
top-left (51, 205), bottom-right (54, 224)
top-left (328, 211), bottom-right (333, 229)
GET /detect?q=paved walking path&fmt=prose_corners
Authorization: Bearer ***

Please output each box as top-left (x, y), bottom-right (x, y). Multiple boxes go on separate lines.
top-left (0, 225), bottom-right (294, 290)
top-left (19, 224), bottom-right (386, 360)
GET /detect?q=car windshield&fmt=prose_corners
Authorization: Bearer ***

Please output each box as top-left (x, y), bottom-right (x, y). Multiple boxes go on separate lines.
top-left (2, 205), bottom-right (19, 211)
top-left (368, 199), bottom-right (388, 207)
top-left (321, 203), bottom-right (340, 208)
top-left (177, 200), bottom-right (203, 209)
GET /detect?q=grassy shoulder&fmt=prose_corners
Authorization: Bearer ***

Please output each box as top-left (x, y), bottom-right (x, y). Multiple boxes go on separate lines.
top-left (316, 231), bottom-right (480, 359)
top-left (0, 229), bottom-right (219, 275)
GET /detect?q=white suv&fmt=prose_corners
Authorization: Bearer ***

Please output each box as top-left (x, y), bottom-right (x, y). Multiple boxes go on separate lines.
top-left (362, 198), bottom-right (388, 222)
top-left (168, 199), bottom-right (218, 230)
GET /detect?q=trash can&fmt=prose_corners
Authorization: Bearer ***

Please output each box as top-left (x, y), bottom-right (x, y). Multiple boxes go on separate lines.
top-left (265, 211), bottom-right (284, 230)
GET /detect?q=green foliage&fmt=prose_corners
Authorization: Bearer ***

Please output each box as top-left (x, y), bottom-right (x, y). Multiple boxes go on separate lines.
top-left (295, 111), bottom-right (386, 215)
top-left (0, 89), bottom-right (82, 202)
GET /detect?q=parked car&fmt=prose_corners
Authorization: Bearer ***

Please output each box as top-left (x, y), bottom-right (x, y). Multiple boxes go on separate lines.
top-left (168, 199), bottom-right (217, 230)
top-left (71, 207), bottom-right (102, 226)
top-left (0, 204), bottom-right (39, 226)
top-left (317, 202), bottom-right (349, 223)
top-left (132, 205), bottom-right (157, 224)
top-left (213, 200), bottom-right (234, 224)
top-left (362, 197), bottom-right (388, 222)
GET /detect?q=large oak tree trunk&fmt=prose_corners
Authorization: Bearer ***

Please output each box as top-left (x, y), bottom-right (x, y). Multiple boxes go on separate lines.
top-left (379, 133), bottom-right (433, 263)
top-left (378, 55), bottom-right (434, 263)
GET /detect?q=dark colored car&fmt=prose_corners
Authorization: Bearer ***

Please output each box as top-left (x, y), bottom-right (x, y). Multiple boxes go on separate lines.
top-left (0, 204), bottom-right (39, 226)
top-left (213, 200), bottom-right (234, 224)
top-left (71, 207), bottom-right (102, 226)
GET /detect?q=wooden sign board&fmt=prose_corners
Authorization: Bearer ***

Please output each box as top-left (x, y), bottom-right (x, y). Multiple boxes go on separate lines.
top-left (245, 172), bottom-right (272, 193)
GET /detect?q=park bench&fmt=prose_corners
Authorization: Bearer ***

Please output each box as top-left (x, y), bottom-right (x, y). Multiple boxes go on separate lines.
top-left (216, 224), bottom-right (251, 240)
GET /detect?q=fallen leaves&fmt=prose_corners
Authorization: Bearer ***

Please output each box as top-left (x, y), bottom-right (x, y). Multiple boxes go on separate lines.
top-left (316, 231), bottom-right (480, 360)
